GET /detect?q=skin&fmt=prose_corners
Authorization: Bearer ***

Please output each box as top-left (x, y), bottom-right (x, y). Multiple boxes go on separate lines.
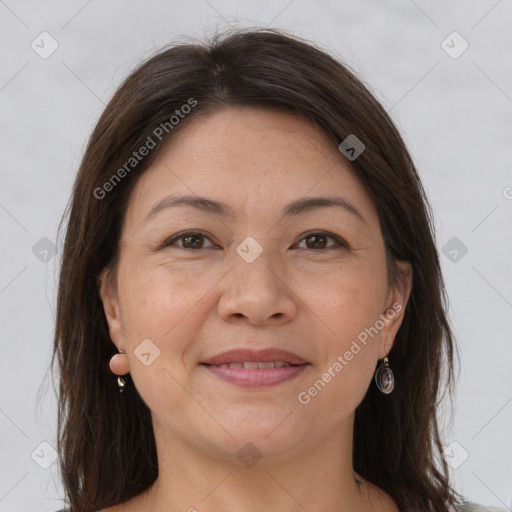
top-left (99, 106), bottom-right (412, 512)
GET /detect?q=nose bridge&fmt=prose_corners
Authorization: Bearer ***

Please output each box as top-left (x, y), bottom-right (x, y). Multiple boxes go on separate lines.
top-left (217, 240), bottom-right (296, 324)
top-left (232, 240), bottom-right (282, 293)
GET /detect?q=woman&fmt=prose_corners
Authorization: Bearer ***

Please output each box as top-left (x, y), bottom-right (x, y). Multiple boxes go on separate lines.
top-left (51, 28), bottom-right (506, 512)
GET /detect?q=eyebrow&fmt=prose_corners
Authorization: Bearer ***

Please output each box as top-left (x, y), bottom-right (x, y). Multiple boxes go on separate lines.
top-left (143, 194), bottom-right (365, 225)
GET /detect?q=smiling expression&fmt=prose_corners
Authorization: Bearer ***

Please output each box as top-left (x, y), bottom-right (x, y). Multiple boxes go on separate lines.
top-left (100, 105), bottom-right (410, 461)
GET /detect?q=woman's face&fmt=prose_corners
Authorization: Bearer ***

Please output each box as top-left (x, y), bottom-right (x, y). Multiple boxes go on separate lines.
top-left (100, 106), bottom-right (411, 463)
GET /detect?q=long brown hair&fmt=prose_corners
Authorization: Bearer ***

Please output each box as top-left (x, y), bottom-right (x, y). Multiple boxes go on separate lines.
top-left (52, 27), bottom-right (463, 511)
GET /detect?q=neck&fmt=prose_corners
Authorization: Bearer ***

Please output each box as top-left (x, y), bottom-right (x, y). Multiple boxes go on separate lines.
top-left (130, 415), bottom-right (375, 512)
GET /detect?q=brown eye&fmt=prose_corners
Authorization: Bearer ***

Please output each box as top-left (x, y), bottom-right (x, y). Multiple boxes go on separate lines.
top-left (295, 232), bottom-right (347, 250)
top-left (164, 231), bottom-right (216, 250)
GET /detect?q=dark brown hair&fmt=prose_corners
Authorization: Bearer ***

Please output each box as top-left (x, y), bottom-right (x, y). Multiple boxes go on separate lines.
top-left (52, 27), bottom-right (463, 511)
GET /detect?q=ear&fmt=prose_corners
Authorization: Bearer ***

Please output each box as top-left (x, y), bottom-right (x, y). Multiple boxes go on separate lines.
top-left (378, 260), bottom-right (413, 359)
top-left (98, 267), bottom-right (126, 351)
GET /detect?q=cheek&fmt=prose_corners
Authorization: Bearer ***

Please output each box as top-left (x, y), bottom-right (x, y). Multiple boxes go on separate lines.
top-left (305, 258), bottom-right (388, 342)
top-left (114, 260), bottom-right (208, 414)
top-left (116, 254), bottom-right (210, 341)
top-left (298, 261), bottom-right (387, 413)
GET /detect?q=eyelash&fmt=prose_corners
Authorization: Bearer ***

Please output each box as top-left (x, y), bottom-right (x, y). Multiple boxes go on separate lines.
top-left (161, 230), bottom-right (348, 251)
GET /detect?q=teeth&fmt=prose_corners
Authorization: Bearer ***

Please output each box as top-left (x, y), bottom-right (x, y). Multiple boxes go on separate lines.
top-left (216, 361), bottom-right (292, 369)
top-left (257, 361), bottom-right (275, 369)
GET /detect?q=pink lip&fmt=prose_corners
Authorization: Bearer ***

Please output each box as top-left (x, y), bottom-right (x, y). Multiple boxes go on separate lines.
top-left (200, 348), bottom-right (310, 388)
top-left (202, 364), bottom-right (309, 388)
top-left (201, 348), bottom-right (308, 366)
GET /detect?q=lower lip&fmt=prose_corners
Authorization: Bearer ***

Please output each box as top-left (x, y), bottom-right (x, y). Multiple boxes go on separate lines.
top-left (201, 364), bottom-right (309, 388)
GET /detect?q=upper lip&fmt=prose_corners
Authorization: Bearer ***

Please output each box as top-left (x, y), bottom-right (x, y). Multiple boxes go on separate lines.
top-left (201, 348), bottom-right (308, 366)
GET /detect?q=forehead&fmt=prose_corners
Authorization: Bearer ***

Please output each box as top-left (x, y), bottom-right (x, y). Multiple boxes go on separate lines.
top-left (123, 106), bottom-right (380, 231)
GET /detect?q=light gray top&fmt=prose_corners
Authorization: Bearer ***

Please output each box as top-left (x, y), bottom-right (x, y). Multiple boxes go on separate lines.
top-left (456, 504), bottom-right (509, 512)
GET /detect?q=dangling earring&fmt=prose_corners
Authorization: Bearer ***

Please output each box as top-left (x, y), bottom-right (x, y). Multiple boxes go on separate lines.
top-left (117, 375), bottom-right (127, 393)
top-left (375, 356), bottom-right (394, 394)
top-left (109, 349), bottom-right (129, 394)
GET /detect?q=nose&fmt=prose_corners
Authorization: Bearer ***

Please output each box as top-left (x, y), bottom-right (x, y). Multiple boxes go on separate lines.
top-left (217, 250), bottom-right (297, 325)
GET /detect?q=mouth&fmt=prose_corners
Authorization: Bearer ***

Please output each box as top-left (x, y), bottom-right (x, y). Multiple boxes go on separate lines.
top-left (199, 348), bottom-right (310, 388)
top-left (200, 363), bottom-right (309, 387)
top-left (200, 348), bottom-right (308, 366)
top-left (202, 360), bottom-right (300, 369)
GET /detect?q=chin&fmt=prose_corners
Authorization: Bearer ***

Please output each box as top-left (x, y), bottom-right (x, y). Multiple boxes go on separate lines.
top-left (206, 417), bottom-right (308, 458)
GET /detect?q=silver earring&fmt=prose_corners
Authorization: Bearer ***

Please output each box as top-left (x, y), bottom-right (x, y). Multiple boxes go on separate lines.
top-left (114, 348), bottom-right (127, 393)
top-left (375, 357), bottom-right (394, 394)
top-left (117, 376), bottom-right (126, 393)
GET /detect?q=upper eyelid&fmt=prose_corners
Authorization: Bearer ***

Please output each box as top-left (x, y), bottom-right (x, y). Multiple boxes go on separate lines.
top-left (165, 231), bottom-right (218, 248)
top-left (295, 231), bottom-right (347, 248)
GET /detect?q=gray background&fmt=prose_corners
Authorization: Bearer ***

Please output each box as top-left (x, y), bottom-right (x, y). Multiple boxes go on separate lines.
top-left (0, 1), bottom-right (511, 511)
